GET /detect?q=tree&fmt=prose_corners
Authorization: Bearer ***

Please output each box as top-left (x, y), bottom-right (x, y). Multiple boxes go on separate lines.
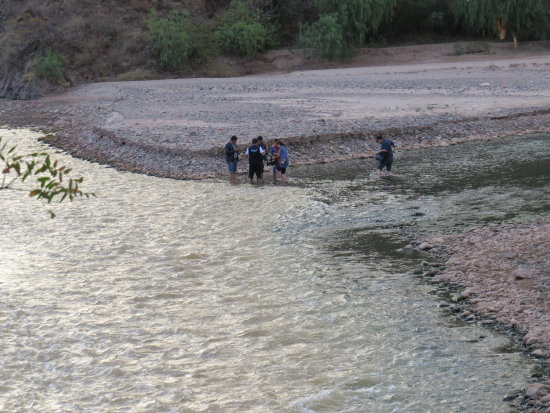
top-left (450, 0), bottom-right (545, 46)
top-left (299, 14), bottom-right (348, 60)
top-left (299, 0), bottom-right (398, 59)
top-left (315, 0), bottom-right (398, 47)
top-left (214, 0), bottom-right (274, 57)
top-left (147, 10), bottom-right (195, 70)
top-left (0, 137), bottom-right (94, 218)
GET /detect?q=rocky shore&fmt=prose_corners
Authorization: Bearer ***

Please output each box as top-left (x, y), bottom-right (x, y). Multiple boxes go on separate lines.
top-left (1, 55), bottom-right (550, 181)
top-left (1, 46), bottom-right (550, 411)
top-left (419, 221), bottom-right (550, 411)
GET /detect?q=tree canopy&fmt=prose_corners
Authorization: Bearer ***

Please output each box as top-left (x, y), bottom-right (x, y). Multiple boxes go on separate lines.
top-left (450, 0), bottom-right (545, 43)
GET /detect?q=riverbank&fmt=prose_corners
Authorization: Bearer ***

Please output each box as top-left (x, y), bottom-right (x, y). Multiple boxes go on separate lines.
top-left (2, 43), bottom-right (550, 410)
top-left (1, 46), bottom-right (550, 180)
top-left (417, 221), bottom-right (550, 411)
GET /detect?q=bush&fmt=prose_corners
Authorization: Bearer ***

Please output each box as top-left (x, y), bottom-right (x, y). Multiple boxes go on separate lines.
top-left (147, 9), bottom-right (194, 70)
top-left (214, 0), bottom-right (271, 57)
top-left (299, 14), bottom-right (348, 60)
top-left (33, 50), bottom-right (65, 83)
top-left (215, 20), bottom-right (268, 57)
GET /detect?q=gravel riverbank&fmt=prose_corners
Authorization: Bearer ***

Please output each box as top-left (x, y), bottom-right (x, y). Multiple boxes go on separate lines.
top-left (2, 49), bottom-right (550, 410)
top-left (421, 221), bottom-right (550, 411)
top-left (2, 56), bottom-right (550, 180)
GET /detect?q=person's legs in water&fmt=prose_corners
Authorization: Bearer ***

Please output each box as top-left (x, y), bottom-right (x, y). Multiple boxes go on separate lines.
top-left (248, 163), bottom-right (255, 184)
top-left (385, 158), bottom-right (393, 176)
top-left (228, 160), bottom-right (237, 184)
top-left (279, 166), bottom-right (288, 183)
top-left (250, 164), bottom-right (263, 184)
top-left (376, 160), bottom-right (384, 177)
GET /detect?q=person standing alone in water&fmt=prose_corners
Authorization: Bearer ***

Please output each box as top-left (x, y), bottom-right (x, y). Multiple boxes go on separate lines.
top-left (246, 137), bottom-right (265, 184)
top-left (225, 135), bottom-right (239, 184)
top-left (375, 134), bottom-right (395, 177)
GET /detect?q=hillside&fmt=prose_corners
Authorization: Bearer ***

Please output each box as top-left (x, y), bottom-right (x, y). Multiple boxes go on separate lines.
top-left (1, 0), bottom-right (549, 100)
top-left (0, 0), bottom-right (232, 99)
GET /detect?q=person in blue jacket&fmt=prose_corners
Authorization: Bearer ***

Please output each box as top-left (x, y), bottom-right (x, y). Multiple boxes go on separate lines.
top-left (375, 134), bottom-right (395, 177)
top-left (277, 140), bottom-right (289, 183)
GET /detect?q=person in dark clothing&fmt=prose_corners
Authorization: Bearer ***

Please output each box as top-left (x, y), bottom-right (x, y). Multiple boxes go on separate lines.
top-left (375, 134), bottom-right (395, 177)
top-left (225, 135), bottom-right (239, 184)
top-left (245, 137), bottom-right (265, 184)
top-left (257, 135), bottom-right (267, 164)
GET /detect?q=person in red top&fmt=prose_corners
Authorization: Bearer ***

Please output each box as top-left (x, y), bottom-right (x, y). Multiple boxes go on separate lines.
top-left (269, 139), bottom-right (281, 182)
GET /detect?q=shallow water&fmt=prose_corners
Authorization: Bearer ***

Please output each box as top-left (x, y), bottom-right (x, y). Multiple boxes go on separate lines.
top-left (1, 129), bottom-right (549, 412)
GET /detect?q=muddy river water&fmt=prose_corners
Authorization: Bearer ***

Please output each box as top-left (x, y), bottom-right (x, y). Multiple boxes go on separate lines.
top-left (1, 129), bottom-right (549, 412)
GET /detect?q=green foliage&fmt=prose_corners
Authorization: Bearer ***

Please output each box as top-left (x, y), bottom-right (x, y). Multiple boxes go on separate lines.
top-left (147, 9), bottom-right (194, 70)
top-left (263, 0), bottom-right (318, 44)
top-left (314, 0), bottom-right (398, 47)
top-left (450, 0), bottom-right (545, 39)
top-left (299, 14), bottom-right (348, 60)
top-left (377, 0), bottom-right (454, 41)
top-left (214, 0), bottom-right (272, 57)
top-left (0, 137), bottom-right (94, 218)
top-left (299, 0), bottom-right (398, 59)
top-left (33, 50), bottom-right (65, 83)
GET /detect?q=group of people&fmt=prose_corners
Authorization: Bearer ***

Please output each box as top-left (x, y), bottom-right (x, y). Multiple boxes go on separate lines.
top-left (224, 135), bottom-right (289, 184)
top-left (224, 133), bottom-right (394, 184)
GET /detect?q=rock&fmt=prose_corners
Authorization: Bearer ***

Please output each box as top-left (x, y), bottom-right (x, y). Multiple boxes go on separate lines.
top-left (105, 111), bottom-right (124, 126)
top-left (418, 242), bottom-right (433, 251)
top-left (458, 288), bottom-right (474, 300)
top-left (514, 266), bottom-right (536, 280)
top-left (526, 383), bottom-right (546, 398)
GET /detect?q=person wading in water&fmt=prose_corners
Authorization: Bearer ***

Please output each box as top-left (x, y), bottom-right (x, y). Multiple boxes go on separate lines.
top-left (224, 135), bottom-right (239, 184)
top-left (375, 134), bottom-right (395, 177)
top-left (245, 137), bottom-right (265, 184)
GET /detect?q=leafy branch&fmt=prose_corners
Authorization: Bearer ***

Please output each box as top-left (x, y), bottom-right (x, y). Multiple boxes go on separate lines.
top-left (0, 137), bottom-right (95, 218)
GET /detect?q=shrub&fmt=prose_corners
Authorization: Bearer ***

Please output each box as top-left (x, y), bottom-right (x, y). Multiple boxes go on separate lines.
top-left (215, 20), bottom-right (268, 57)
top-left (299, 14), bottom-right (348, 60)
top-left (147, 9), bottom-right (194, 70)
top-left (214, 0), bottom-right (271, 57)
top-left (33, 50), bottom-right (65, 83)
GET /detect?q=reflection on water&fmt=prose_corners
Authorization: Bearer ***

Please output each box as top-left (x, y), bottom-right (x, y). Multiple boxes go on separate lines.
top-left (1, 129), bottom-right (549, 412)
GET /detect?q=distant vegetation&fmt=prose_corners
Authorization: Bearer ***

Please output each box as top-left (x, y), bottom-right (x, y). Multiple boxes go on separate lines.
top-left (0, 0), bottom-right (549, 98)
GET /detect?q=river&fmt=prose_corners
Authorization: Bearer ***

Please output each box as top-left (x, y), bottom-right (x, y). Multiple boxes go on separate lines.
top-left (1, 128), bottom-right (549, 412)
